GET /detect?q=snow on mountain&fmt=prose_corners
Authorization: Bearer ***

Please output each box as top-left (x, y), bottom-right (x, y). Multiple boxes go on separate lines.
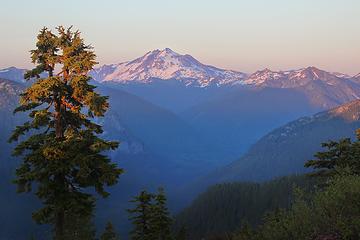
top-left (243, 66), bottom-right (353, 88)
top-left (332, 72), bottom-right (352, 79)
top-left (242, 68), bottom-right (286, 86)
top-left (91, 48), bottom-right (247, 87)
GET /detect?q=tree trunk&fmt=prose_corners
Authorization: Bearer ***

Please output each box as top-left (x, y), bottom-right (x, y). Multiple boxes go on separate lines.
top-left (54, 66), bottom-right (65, 239)
top-left (55, 210), bottom-right (65, 240)
top-left (54, 98), bottom-right (64, 139)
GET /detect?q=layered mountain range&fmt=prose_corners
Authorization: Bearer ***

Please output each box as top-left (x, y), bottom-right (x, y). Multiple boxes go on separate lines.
top-left (2, 48), bottom-right (360, 159)
top-left (3, 49), bottom-right (359, 90)
top-left (3, 49), bottom-right (360, 113)
top-left (1, 48), bottom-right (360, 238)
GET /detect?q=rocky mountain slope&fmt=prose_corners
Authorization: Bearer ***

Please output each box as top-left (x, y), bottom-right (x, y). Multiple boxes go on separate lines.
top-left (201, 99), bottom-right (360, 186)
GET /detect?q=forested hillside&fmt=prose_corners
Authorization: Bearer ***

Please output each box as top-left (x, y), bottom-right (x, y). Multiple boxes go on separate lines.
top-left (174, 175), bottom-right (316, 239)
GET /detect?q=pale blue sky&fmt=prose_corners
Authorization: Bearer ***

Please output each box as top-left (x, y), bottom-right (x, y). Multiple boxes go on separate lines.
top-left (0, 0), bottom-right (359, 74)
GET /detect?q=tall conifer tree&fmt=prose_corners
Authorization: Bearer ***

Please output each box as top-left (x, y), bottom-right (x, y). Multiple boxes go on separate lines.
top-left (9, 26), bottom-right (122, 240)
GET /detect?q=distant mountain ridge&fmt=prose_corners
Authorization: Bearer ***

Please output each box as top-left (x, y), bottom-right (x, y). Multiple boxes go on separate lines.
top-left (0, 67), bottom-right (27, 83)
top-left (243, 66), bottom-right (353, 88)
top-left (2, 50), bottom-right (358, 91)
top-left (245, 67), bottom-right (360, 109)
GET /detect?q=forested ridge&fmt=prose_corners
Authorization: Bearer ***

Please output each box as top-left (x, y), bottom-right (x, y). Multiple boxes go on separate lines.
top-left (174, 175), bottom-right (316, 239)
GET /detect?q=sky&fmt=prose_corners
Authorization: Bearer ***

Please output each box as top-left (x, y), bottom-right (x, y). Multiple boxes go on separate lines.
top-left (0, 0), bottom-right (359, 75)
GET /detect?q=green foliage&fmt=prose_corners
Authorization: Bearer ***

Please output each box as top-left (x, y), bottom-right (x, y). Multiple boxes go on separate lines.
top-left (305, 129), bottom-right (360, 177)
top-left (246, 174), bottom-right (360, 240)
top-left (9, 26), bottom-right (122, 239)
top-left (174, 175), bottom-right (315, 239)
top-left (128, 188), bottom-right (173, 240)
top-left (100, 222), bottom-right (120, 240)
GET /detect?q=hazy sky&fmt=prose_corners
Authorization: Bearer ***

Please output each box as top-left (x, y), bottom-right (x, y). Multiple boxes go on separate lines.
top-left (0, 0), bottom-right (359, 75)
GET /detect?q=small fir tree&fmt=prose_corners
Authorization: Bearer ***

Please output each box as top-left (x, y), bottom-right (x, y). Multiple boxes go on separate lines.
top-left (100, 222), bottom-right (120, 240)
top-left (151, 188), bottom-right (173, 240)
top-left (128, 190), bottom-right (155, 240)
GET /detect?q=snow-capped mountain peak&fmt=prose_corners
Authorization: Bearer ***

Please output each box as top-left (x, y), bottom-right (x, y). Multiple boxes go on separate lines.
top-left (243, 68), bottom-right (285, 85)
top-left (91, 48), bottom-right (247, 87)
top-left (291, 66), bottom-right (332, 80)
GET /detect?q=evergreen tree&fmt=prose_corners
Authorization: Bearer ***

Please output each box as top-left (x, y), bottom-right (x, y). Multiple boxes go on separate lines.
top-left (305, 129), bottom-right (360, 177)
top-left (100, 222), bottom-right (120, 240)
top-left (9, 26), bottom-right (122, 240)
top-left (151, 188), bottom-right (173, 240)
top-left (128, 190), bottom-right (155, 240)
